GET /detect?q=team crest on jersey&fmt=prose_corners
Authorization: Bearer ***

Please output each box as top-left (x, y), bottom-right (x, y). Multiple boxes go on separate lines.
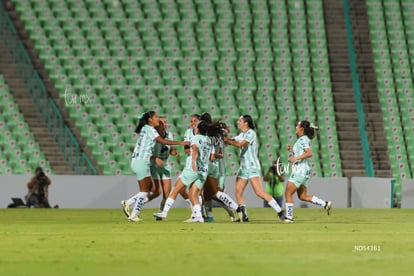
top-left (161, 145), bottom-right (169, 153)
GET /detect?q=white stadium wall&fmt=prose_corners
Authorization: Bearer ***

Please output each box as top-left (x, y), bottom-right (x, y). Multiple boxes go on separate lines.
top-left (351, 177), bottom-right (394, 208)
top-left (401, 179), bottom-right (414, 208)
top-left (0, 175), bottom-right (400, 209)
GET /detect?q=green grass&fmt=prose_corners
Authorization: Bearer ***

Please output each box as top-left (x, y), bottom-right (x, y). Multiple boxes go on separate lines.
top-left (0, 208), bottom-right (413, 276)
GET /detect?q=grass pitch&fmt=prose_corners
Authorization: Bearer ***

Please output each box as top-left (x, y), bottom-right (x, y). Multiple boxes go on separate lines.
top-left (0, 208), bottom-right (413, 276)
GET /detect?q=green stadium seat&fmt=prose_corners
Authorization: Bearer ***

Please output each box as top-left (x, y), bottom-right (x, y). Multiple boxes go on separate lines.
top-left (9, 0), bottom-right (343, 176)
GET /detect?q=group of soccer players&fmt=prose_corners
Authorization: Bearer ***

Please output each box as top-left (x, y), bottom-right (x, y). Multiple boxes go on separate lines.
top-left (121, 111), bottom-right (332, 223)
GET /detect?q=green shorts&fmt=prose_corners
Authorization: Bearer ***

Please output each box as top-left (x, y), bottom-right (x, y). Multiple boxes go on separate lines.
top-left (236, 167), bottom-right (261, 179)
top-left (217, 175), bottom-right (226, 190)
top-left (131, 159), bottom-right (151, 181)
top-left (288, 169), bottom-right (311, 188)
top-left (180, 168), bottom-right (207, 189)
top-left (208, 162), bottom-right (220, 178)
top-left (208, 162), bottom-right (226, 189)
top-left (151, 161), bottom-right (172, 180)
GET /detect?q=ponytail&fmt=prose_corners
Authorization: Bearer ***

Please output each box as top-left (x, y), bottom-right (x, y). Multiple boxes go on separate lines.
top-left (300, 120), bottom-right (318, 139)
top-left (135, 111), bottom-right (155, 133)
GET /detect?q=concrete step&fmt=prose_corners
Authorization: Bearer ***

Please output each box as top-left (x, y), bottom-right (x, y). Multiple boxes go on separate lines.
top-left (0, 1), bottom-right (101, 174)
top-left (0, 52), bottom-right (73, 174)
top-left (344, 162), bottom-right (365, 170)
top-left (334, 102), bottom-right (357, 112)
top-left (324, 0), bottom-right (373, 177)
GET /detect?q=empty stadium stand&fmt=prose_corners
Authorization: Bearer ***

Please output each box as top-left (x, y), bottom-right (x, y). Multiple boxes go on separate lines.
top-left (0, 74), bottom-right (53, 174)
top-left (2, 0), bottom-right (343, 178)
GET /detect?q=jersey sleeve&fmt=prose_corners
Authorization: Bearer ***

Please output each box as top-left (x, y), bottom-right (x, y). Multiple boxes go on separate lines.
top-left (234, 133), bottom-right (243, 142)
top-left (190, 135), bottom-right (198, 147)
top-left (149, 126), bottom-right (160, 141)
top-left (243, 129), bottom-right (256, 144)
top-left (184, 129), bottom-right (191, 142)
top-left (299, 137), bottom-right (311, 149)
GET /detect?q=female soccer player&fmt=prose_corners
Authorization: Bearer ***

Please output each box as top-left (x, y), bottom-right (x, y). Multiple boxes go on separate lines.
top-left (121, 111), bottom-right (188, 222)
top-left (150, 116), bottom-right (180, 212)
top-left (154, 120), bottom-right (237, 222)
top-left (224, 115), bottom-right (285, 222)
top-left (183, 114), bottom-right (200, 157)
top-left (284, 120), bottom-right (332, 223)
top-left (199, 112), bottom-right (239, 222)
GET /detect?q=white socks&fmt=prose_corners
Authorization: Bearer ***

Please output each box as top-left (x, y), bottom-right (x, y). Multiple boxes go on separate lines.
top-left (267, 198), bottom-right (282, 213)
top-left (215, 191), bottom-right (238, 210)
top-left (126, 193), bottom-right (140, 206)
top-left (192, 204), bottom-right (203, 218)
top-left (285, 203), bottom-right (294, 219)
top-left (284, 196), bottom-right (326, 220)
top-left (311, 196), bottom-right (327, 207)
top-left (130, 192), bottom-right (148, 218)
top-left (162, 197), bottom-right (175, 213)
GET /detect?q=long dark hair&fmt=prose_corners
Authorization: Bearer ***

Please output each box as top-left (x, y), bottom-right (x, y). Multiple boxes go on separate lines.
top-left (199, 112), bottom-right (228, 142)
top-left (242, 114), bottom-right (255, 130)
top-left (299, 120), bottom-right (316, 139)
top-left (198, 120), bottom-right (226, 140)
top-left (200, 112), bottom-right (212, 123)
top-left (135, 111), bottom-right (155, 134)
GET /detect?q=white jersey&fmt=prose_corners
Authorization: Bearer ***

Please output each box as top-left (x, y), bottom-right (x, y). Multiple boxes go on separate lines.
top-left (186, 134), bottom-right (212, 172)
top-left (292, 135), bottom-right (312, 172)
top-left (211, 137), bottom-right (226, 176)
top-left (131, 124), bottom-right (159, 161)
top-left (234, 129), bottom-right (261, 170)
top-left (184, 128), bottom-right (196, 167)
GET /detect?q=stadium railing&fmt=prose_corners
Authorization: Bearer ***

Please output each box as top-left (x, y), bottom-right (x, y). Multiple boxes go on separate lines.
top-left (343, 0), bottom-right (375, 177)
top-left (0, 2), bottom-right (97, 175)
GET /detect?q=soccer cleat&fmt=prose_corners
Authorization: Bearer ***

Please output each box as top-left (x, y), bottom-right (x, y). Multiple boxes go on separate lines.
top-left (121, 200), bottom-right (131, 218)
top-left (184, 216), bottom-right (204, 223)
top-left (154, 210), bottom-right (168, 221)
top-left (277, 211), bottom-right (286, 222)
top-left (183, 217), bottom-right (194, 222)
top-left (128, 215), bottom-right (142, 222)
top-left (284, 217), bottom-right (294, 223)
top-left (229, 209), bottom-right (238, 222)
top-left (236, 206), bottom-right (249, 222)
top-left (232, 209), bottom-right (242, 222)
top-left (234, 207), bottom-right (243, 222)
top-left (153, 211), bottom-right (167, 220)
top-left (325, 201), bottom-right (332, 216)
